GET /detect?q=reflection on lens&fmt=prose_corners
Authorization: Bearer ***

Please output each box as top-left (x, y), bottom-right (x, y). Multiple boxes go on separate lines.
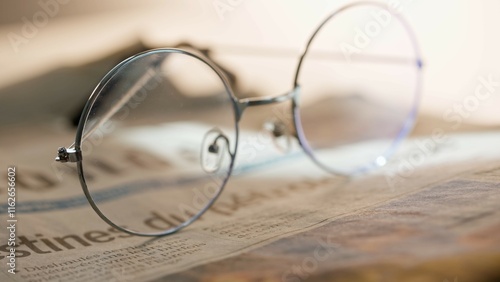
top-left (295, 3), bottom-right (422, 174)
top-left (78, 50), bottom-right (237, 235)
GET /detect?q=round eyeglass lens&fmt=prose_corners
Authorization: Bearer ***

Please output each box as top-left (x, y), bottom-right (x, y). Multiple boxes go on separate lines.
top-left (77, 49), bottom-right (238, 235)
top-left (295, 3), bottom-right (422, 174)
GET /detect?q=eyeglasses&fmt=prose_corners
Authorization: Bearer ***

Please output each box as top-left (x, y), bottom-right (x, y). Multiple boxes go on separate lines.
top-left (55, 2), bottom-right (423, 236)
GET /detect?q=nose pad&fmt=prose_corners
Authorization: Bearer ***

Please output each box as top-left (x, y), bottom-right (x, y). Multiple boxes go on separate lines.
top-left (201, 128), bottom-right (230, 173)
top-left (263, 118), bottom-right (292, 154)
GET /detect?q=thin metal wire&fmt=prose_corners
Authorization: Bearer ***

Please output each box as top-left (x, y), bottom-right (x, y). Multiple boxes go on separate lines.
top-left (212, 45), bottom-right (421, 66)
top-left (69, 68), bottom-right (159, 149)
top-left (292, 1), bottom-right (423, 175)
top-left (57, 2), bottom-right (423, 237)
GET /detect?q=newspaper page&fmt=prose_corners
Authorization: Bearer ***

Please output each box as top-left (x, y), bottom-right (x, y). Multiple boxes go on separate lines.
top-left (166, 156), bottom-right (500, 282)
top-left (1, 119), bottom-right (500, 282)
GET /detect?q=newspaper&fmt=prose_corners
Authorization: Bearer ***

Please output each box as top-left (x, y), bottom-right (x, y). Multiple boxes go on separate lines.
top-left (167, 155), bottom-right (500, 282)
top-left (1, 118), bottom-right (500, 282)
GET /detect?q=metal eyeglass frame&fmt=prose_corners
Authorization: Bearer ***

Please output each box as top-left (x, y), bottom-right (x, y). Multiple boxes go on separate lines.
top-left (55, 1), bottom-right (423, 236)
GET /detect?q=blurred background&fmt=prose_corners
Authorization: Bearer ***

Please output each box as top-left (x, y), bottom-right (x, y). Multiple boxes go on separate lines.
top-left (0, 0), bottom-right (499, 128)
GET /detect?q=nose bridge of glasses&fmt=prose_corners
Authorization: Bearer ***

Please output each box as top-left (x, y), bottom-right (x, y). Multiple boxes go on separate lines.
top-left (235, 85), bottom-right (300, 120)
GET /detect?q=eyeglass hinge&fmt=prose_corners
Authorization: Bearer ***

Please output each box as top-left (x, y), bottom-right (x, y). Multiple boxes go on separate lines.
top-left (55, 147), bottom-right (82, 163)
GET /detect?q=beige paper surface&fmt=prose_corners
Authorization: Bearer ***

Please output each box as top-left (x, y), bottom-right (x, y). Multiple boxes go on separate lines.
top-left (1, 122), bottom-right (500, 281)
